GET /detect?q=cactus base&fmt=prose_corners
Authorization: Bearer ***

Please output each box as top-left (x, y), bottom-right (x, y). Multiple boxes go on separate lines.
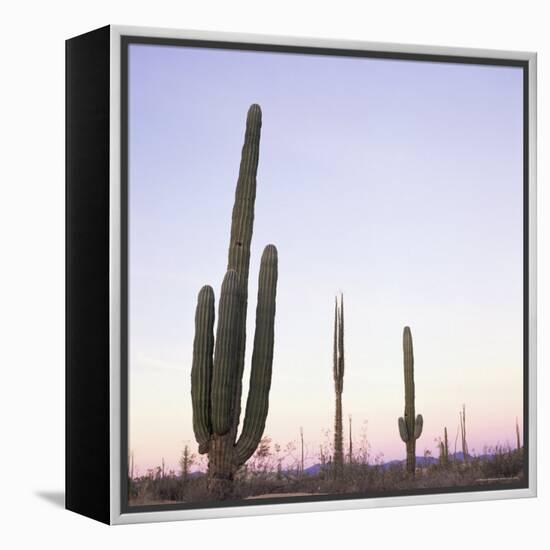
top-left (207, 435), bottom-right (236, 499)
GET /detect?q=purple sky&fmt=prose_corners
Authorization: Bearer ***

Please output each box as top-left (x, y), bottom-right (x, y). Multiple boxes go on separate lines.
top-left (127, 43), bottom-right (524, 473)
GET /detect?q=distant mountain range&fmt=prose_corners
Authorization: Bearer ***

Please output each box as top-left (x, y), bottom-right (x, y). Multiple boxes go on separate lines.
top-left (300, 452), bottom-right (494, 475)
top-left (174, 451), bottom-right (499, 479)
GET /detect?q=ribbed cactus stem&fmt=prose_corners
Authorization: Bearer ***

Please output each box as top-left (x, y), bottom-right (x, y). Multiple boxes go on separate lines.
top-left (235, 244), bottom-right (278, 464)
top-left (228, 104), bottom-right (262, 435)
top-left (190, 105), bottom-right (278, 499)
top-left (228, 104), bottom-right (261, 278)
top-left (190, 285), bottom-right (215, 453)
top-left (398, 326), bottom-right (423, 475)
top-left (211, 270), bottom-right (240, 435)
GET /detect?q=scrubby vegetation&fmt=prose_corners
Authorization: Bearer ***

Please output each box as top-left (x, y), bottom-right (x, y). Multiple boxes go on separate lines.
top-left (479, 446), bottom-right (524, 479)
top-left (128, 439), bottom-right (524, 506)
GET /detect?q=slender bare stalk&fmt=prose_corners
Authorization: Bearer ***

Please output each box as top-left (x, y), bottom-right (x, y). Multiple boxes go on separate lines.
top-left (348, 415), bottom-right (353, 464)
top-left (439, 427), bottom-right (449, 466)
top-left (300, 427), bottom-right (304, 475)
top-left (444, 426), bottom-right (449, 463)
top-left (459, 404), bottom-right (469, 461)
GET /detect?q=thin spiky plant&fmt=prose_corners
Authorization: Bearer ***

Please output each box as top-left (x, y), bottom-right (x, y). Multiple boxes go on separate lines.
top-left (459, 404), bottom-right (468, 461)
top-left (300, 427), bottom-right (304, 475)
top-left (332, 294), bottom-right (345, 479)
top-left (179, 445), bottom-right (194, 484)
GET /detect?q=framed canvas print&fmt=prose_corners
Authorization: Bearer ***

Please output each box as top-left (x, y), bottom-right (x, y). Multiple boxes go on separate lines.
top-left (65, 25), bottom-right (537, 525)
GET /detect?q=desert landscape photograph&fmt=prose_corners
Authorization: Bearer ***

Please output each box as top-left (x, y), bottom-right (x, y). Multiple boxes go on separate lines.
top-left (125, 42), bottom-right (526, 508)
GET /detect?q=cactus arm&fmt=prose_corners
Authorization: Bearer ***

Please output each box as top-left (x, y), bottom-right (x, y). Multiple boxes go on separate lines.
top-left (190, 285), bottom-right (215, 452)
top-left (211, 270), bottom-right (240, 435)
top-left (398, 416), bottom-right (409, 442)
top-left (227, 104), bottom-right (262, 434)
top-left (235, 245), bottom-right (278, 465)
top-left (414, 414), bottom-right (423, 439)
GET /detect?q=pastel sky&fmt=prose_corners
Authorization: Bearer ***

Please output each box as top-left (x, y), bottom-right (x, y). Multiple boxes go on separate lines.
top-left (127, 42), bottom-right (524, 474)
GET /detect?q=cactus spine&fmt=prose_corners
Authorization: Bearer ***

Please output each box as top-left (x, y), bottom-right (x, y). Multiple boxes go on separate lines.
top-left (333, 294), bottom-right (345, 478)
top-left (398, 326), bottom-right (423, 475)
top-left (190, 105), bottom-right (278, 499)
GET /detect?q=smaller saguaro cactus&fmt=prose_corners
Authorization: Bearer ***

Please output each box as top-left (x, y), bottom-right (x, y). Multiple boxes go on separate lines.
top-left (516, 417), bottom-right (521, 451)
top-left (398, 326), bottom-right (423, 475)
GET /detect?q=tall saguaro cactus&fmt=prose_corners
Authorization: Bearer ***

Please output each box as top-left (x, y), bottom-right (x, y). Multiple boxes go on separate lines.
top-left (191, 105), bottom-right (279, 499)
top-left (333, 294), bottom-right (345, 479)
top-left (398, 326), bottom-right (423, 475)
